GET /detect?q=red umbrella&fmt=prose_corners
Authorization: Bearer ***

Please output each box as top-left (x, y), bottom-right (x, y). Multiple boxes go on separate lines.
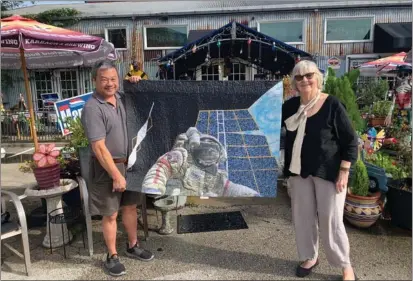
top-left (357, 52), bottom-right (411, 76)
top-left (1, 15), bottom-right (118, 150)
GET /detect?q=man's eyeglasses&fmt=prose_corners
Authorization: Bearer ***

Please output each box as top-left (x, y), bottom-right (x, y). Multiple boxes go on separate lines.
top-left (295, 73), bottom-right (315, 81)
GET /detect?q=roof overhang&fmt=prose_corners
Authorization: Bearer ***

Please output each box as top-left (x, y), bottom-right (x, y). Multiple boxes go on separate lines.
top-left (157, 21), bottom-right (313, 79)
top-left (373, 22), bottom-right (412, 53)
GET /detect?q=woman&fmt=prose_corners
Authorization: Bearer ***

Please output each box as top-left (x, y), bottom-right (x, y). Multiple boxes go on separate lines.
top-left (282, 60), bottom-right (358, 280)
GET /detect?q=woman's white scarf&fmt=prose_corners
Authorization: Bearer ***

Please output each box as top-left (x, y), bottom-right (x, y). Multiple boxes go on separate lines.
top-left (285, 91), bottom-right (321, 174)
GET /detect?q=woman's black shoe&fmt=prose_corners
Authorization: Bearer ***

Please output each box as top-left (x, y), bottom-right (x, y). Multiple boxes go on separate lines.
top-left (296, 259), bottom-right (319, 278)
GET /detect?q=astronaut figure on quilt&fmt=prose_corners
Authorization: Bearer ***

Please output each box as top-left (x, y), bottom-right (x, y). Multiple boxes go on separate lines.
top-left (142, 127), bottom-right (261, 197)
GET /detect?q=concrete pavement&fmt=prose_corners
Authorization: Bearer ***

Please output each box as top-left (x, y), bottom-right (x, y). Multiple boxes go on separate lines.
top-left (1, 160), bottom-right (411, 280)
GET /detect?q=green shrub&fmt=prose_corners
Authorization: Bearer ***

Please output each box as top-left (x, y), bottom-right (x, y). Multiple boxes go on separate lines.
top-left (350, 158), bottom-right (370, 197)
top-left (323, 68), bottom-right (365, 132)
top-left (372, 100), bottom-right (393, 117)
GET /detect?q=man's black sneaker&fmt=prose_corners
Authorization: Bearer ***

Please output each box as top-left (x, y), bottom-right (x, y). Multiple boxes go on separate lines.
top-left (125, 242), bottom-right (154, 261)
top-left (104, 253), bottom-right (126, 277)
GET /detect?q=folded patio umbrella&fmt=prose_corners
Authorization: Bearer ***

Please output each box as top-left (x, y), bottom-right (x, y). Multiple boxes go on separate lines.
top-left (0, 15), bottom-right (118, 150)
top-left (357, 52), bottom-right (411, 76)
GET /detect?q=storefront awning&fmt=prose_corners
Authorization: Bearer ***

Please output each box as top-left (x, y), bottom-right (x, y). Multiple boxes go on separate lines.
top-left (373, 22), bottom-right (412, 53)
top-left (158, 22), bottom-right (312, 79)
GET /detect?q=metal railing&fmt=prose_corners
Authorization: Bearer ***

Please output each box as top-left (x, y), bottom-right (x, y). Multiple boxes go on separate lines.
top-left (1, 111), bottom-right (70, 143)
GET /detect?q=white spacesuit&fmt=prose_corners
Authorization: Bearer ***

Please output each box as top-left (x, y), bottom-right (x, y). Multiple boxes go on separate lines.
top-left (142, 127), bottom-right (261, 197)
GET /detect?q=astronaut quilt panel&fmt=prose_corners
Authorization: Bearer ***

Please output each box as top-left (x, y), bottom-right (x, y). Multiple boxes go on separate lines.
top-left (123, 80), bottom-right (283, 198)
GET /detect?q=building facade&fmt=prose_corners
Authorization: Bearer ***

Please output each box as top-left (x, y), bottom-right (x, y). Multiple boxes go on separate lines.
top-left (2, 0), bottom-right (411, 110)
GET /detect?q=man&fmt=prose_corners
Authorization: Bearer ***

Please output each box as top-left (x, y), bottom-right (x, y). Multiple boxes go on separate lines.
top-left (124, 60), bottom-right (148, 83)
top-left (81, 60), bottom-right (154, 277)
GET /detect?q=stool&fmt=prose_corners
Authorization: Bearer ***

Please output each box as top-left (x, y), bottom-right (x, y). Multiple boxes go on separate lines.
top-left (48, 206), bottom-right (85, 258)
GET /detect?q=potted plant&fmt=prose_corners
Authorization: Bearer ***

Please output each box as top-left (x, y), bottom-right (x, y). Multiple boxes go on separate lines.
top-left (344, 156), bottom-right (382, 228)
top-left (370, 100), bottom-right (392, 127)
top-left (32, 143), bottom-right (61, 190)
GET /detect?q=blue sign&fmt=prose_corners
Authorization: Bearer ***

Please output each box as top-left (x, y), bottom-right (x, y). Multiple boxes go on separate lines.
top-left (40, 93), bottom-right (60, 109)
top-left (54, 92), bottom-right (92, 136)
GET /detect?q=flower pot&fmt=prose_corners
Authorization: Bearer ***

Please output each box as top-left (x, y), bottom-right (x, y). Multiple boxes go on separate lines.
top-left (369, 117), bottom-right (386, 127)
top-left (33, 163), bottom-right (61, 190)
top-left (386, 178), bottom-right (412, 230)
top-left (344, 191), bottom-right (382, 228)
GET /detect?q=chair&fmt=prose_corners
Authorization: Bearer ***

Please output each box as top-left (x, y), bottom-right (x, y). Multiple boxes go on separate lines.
top-left (1, 190), bottom-right (31, 276)
top-left (76, 176), bottom-right (149, 255)
top-left (76, 176), bottom-right (94, 256)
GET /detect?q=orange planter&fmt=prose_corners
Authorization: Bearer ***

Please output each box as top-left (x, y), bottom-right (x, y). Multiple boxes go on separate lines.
top-left (370, 117), bottom-right (386, 127)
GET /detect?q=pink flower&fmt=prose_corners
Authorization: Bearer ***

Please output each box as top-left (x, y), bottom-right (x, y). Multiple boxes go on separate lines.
top-left (33, 143), bottom-right (60, 168)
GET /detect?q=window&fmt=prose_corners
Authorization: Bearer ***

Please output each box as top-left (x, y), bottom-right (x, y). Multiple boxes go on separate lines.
top-left (259, 21), bottom-right (304, 44)
top-left (325, 17), bottom-right (373, 43)
top-left (144, 26), bottom-right (187, 49)
top-left (201, 64), bottom-right (220, 81)
top-left (228, 63), bottom-right (246, 81)
top-left (105, 28), bottom-right (127, 49)
top-left (84, 72), bottom-right (93, 93)
top-left (60, 70), bottom-right (79, 99)
top-left (34, 71), bottom-right (53, 110)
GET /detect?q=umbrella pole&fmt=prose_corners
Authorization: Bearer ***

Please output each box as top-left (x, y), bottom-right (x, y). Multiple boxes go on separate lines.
top-left (20, 48), bottom-right (39, 151)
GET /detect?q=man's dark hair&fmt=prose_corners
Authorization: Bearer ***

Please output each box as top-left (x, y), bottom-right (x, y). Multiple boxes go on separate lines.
top-left (92, 60), bottom-right (118, 79)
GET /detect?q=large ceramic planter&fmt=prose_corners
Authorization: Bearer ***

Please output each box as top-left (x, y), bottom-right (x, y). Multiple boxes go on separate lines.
top-left (33, 163), bottom-right (61, 190)
top-left (344, 191), bottom-right (382, 228)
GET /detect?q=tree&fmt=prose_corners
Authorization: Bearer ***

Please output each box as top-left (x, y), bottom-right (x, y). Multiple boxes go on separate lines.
top-left (323, 67), bottom-right (365, 132)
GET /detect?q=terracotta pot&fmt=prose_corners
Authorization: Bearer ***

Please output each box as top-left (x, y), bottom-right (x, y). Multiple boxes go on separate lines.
top-left (369, 117), bottom-right (386, 127)
top-left (33, 163), bottom-right (61, 190)
top-left (344, 191), bottom-right (382, 228)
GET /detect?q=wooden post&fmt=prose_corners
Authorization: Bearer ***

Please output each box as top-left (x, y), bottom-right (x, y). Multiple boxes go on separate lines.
top-left (20, 48), bottom-right (39, 151)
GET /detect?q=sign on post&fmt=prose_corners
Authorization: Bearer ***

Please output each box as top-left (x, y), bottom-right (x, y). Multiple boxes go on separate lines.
top-left (54, 92), bottom-right (92, 136)
top-left (40, 93), bottom-right (60, 110)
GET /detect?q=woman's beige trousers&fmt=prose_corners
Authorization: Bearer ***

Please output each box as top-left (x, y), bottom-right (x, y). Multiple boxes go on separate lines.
top-left (288, 175), bottom-right (351, 268)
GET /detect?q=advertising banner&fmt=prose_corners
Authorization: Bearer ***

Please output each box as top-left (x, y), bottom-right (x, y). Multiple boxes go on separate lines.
top-left (54, 92), bottom-right (92, 136)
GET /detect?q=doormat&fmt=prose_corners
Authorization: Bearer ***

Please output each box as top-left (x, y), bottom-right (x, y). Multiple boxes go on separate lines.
top-left (177, 211), bottom-right (248, 234)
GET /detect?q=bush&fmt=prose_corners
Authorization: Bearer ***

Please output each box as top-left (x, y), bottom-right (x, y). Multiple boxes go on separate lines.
top-left (350, 158), bottom-right (370, 197)
top-left (372, 100), bottom-right (393, 117)
top-left (323, 68), bottom-right (365, 132)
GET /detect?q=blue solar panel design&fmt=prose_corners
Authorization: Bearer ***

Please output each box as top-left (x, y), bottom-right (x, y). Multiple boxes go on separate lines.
top-left (247, 147), bottom-right (271, 157)
top-left (227, 146), bottom-right (248, 157)
top-left (238, 119), bottom-right (259, 131)
top-left (195, 109), bottom-right (278, 197)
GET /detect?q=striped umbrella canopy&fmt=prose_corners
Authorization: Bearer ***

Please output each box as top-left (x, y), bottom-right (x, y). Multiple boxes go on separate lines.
top-left (357, 52), bottom-right (411, 76)
top-left (1, 15), bottom-right (117, 69)
top-left (0, 15), bottom-right (118, 150)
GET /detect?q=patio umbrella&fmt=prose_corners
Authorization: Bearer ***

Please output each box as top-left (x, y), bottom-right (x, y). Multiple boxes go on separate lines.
top-left (357, 52), bottom-right (411, 76)
top-left (0, 15), bottom-right (118, 150)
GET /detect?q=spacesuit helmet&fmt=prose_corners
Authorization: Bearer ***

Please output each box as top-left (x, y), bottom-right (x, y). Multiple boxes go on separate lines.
top-left (190, 135), bottom-right (227, 168)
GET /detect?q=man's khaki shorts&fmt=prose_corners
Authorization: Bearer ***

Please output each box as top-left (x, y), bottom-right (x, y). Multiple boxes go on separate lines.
top-left (88, 158), bottom-right (142, 217)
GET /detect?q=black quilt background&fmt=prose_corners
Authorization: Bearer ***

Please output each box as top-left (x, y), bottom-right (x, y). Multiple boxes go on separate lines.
top-left (123, 80), bottom-right (277, 192)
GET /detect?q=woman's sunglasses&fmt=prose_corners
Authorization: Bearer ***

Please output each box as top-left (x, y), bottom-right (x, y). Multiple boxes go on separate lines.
top-left (295, 72), bottom-right (315, 81)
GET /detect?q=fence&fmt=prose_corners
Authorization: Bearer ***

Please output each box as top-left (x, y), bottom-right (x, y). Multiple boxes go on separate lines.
top-left (1, 111), bottom-right (70, 143)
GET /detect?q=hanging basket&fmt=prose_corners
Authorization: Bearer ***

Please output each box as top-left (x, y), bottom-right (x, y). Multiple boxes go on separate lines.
top-left (33, 164), bottom-right (61, 190)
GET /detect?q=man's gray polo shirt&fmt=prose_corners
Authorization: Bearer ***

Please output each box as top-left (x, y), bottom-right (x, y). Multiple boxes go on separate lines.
top-left (81, 92), bottom-right (128, 159)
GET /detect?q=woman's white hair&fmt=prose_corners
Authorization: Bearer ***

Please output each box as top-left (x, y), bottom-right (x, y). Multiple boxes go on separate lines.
top-left (291, 60), bottom-right (323, 91)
